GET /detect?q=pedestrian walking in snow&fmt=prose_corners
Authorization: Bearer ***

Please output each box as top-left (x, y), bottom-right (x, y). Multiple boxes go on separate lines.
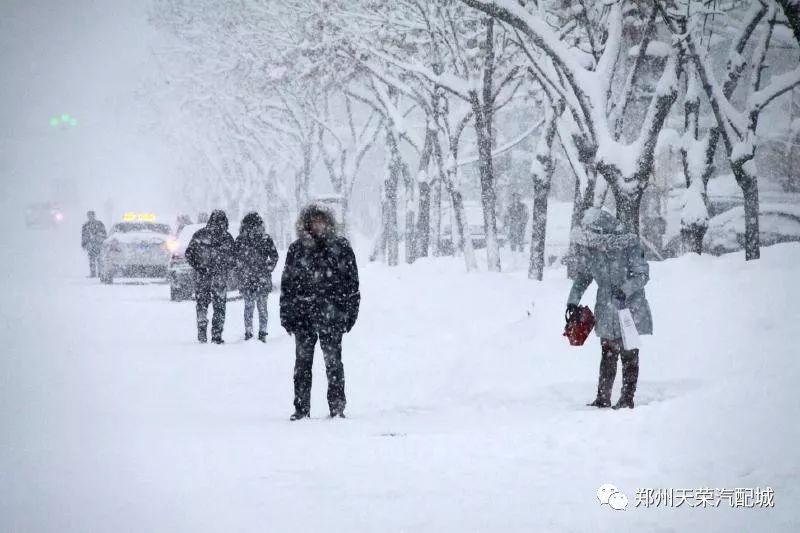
top-left (505, 193), bottom-right (529, 252)
top-left (186, 209), bottom-right (235, 344)
top-left (280, 204), bottom-right (360, 420)
top-left (566, 207), bottom-right (652, 409)
top-left (81, 211), bottom-right (107, 278)
top-left (235, 212), bottom-right (279, 342)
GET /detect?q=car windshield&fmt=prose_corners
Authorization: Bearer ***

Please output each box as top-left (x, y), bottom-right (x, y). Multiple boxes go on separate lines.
top-left (111, 222), bottom-right (171, 235)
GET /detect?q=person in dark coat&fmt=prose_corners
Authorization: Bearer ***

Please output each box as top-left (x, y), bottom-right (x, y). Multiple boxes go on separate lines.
top-left (81, 211), bottom-right (107, 277)
top-left (280, 204), bottom-right (360, 420)
top-left (186, 209), bottom-right (235, 344)
top-left (566, 207), bottom-right (653, 409)
top-left (505, 193), bottom-right (529, 252)
top-left (235, 212), bottom-right (279, 342)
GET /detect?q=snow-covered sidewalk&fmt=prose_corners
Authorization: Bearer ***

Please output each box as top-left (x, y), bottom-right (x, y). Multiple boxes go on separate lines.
top-left (1, 230), bottom-right (798, 532)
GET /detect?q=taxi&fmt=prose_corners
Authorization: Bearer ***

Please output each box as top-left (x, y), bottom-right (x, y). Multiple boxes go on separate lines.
top-left (99, 213), bottom-right (176, 284)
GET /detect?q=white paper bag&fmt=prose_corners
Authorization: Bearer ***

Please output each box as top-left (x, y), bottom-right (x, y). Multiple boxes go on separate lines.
top-left (618, 308), bottom-right (640, 351)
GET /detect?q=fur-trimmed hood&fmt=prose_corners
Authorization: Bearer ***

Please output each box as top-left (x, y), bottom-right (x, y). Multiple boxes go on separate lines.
top-left (295, 203), bottom-right (338, 240)
top-left (571, 207), bottom-right (639, 252)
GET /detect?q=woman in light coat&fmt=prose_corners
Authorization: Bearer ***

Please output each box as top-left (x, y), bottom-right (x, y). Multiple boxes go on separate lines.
top-left (566, 207), bottom-right (653, 409)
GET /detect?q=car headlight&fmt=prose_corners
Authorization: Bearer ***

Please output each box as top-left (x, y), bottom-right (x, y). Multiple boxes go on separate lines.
top-left (165, 239), bottom-right (178, 252)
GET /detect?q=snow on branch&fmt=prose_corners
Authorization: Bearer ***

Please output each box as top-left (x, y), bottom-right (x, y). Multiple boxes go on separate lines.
top-left (457, 118), bottom-right (543, 167)
top-left (749, 67), bottom-right (800, 120)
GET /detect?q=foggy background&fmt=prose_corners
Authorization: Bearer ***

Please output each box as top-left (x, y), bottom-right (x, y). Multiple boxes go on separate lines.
top-left (1, 0), bottom-right (173, 221)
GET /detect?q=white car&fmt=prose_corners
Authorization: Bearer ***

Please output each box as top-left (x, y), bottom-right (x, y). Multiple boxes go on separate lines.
top-left (99, 221), bottom-right (174, 284)
top-left (440, 200), bottom-right (507, 252)
top-left (703, 204), bottom-right (800, 255)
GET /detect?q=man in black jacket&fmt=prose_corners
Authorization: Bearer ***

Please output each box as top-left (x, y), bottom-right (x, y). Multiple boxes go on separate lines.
top-left (81, 211), bottom-right (107, 277)
top-left (186, 210), bottom-right (235, 344)
top-left (280, 204), bottom-right (360, 420)
top-left (235, 212), bottom-right (279, 342)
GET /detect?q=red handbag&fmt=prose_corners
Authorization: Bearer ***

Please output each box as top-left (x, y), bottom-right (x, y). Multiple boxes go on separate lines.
top-left (563, 305), bottom-right (595, 346)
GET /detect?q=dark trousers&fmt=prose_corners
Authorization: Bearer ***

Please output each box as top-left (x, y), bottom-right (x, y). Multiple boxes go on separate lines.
top-left (243, 290), bottom-right (268, 335)
top-left (87, 250), bottom-right (101, 277)
top-left (293, 327), bottom-right (345, 415)
top-left (196, 276), bottom-right (227, 340)
top-left (595, 338), bottom-right (640, 403)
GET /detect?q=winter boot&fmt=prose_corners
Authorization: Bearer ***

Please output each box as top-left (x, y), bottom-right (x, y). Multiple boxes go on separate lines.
top-left (258, 331), bottom-right (267, 343)
top-left (329, 407), bottom-right (345, 419)
top-left (613, 349), bottom-right (639, 410)
top-left (244, 331), bottom-right (253, 341)
top-left (198, 328), bottom-right (208, 344)
top-left (211, 337), bottom-right (224, 345)
top-left (587, 343), bottom-right (618, 408)
top-left (290, 411), bottom-right (309, 421)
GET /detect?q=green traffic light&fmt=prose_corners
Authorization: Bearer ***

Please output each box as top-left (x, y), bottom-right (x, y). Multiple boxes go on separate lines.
top-left (49, 114), bottom-right (79, 128)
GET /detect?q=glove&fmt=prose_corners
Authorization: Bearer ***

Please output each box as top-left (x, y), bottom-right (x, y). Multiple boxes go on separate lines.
top-left (566, 303), bottom-right (579, 323)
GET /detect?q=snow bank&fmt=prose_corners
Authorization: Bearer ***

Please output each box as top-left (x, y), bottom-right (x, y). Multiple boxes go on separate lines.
top-left (1, 224), bottom-right (798, 532)
top-left (627, 40), bottom-right (671, 59)
top-left (704, 205), bottom-right (800, 254)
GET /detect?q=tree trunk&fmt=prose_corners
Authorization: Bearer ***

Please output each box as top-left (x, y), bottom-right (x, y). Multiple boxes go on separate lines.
top-left (472, 96), bottom-right (501, 272)
top-left (384, 132), bottom-right (401, 266)
top-left (416, 182), bottom-right (431, 257)
top-left (414, 128), bottom-right (435, 258)
top-left (405, 208), bottom-right (416, 264)
top-left (528, 179), bottom-right (550, 280)
top-left (681, 224), bottom-right (707, 254)
top-left (432, 178), bottom-right (442, 256)
top-left (405, 172), bottom-right (417, 264)
top-left (385, 179), bottom-right (399, 266)
top-left (528, 104), bottom-right (559, 280)
top-left (340, 192), bottom-right (350, 238)
top-left (614, 188), bottom-right (644, 235)
top-left (450, 187), bottom-right (477, 271)
top-left (734, 164), bottom-right (761, 260)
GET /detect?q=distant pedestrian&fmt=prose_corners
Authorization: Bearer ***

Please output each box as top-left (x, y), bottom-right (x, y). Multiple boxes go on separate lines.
top-left (566, 207), bottom-right (652, 409)
top-left (280, 204), bottom-right (360, 420)
top-left (81, 211), bottom-right (107, 277)
top-left (186, 210), bottom-right (235, 344)
top-left (235, 212), bottom-right (279, 342)
top-left (505, 193), bottom-right (529, 252)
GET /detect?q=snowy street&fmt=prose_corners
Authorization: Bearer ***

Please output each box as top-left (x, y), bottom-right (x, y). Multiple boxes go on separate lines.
top-left (2, 228), bottom-right (798, 532)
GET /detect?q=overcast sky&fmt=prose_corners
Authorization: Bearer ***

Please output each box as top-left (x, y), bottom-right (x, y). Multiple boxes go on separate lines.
top-left (1, 0), bottom-right (175, 218)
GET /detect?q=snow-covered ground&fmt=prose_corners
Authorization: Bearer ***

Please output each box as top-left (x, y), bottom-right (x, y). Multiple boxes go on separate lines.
top-left (1, 220), bottom-right (798, 532)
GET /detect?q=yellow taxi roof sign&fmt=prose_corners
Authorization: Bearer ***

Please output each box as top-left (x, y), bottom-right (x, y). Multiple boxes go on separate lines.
top-left (122, 212), bottom-right (157, 222)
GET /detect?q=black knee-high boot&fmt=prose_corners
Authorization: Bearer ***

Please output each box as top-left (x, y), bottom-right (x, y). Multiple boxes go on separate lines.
top-left (587, 340), bottom-right (620, 408)
top-left (613, 349), bottom-right (639, 409)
